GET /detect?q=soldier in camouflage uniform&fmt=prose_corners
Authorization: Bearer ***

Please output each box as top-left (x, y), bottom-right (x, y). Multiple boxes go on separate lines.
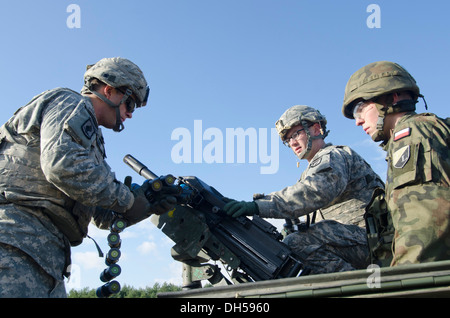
top-left (342, 61), bottom-right (450, 266)
top-left (223, 105), bottom-right (384, 274)
top-left (0, 57), bottom-right (177, 297)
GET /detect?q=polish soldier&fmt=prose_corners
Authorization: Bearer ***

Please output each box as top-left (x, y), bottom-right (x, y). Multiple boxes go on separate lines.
top-left (342, 61), bottom-right (450, 266)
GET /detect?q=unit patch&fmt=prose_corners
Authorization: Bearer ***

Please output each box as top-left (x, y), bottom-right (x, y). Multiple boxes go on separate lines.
top-left (81, 117), bottom-right (96, 140)
top-left (394, 127), bottom-right (411, 141)
top-left (393, 145), bottom-right (410, 169)
top-left (309, 157), bottom-right (322, 168)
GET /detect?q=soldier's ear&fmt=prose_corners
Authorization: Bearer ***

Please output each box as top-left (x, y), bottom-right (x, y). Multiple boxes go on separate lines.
top-left (103, 85), bottom-right (114, 99)
top-left (310, 123), bottom-right (321, 137)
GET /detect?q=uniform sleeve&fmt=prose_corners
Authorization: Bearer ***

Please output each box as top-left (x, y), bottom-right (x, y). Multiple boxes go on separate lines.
top-left (387, 115), bottom-right (450, 189)
top-left (256, 148), bottom-right (350, 219)
top-left (39, 92), bottom-right (133, 212)
top-left (386, 114), bottom-right (450, 265)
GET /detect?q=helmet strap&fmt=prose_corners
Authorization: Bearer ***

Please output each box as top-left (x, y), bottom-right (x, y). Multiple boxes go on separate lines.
top-left (296, 120), bottom-right (313, 160)
top-left (371, 102), bottom-right (388, 142)
top-left (296, 120), bottom-right (329, 160)
top-left (419, 94), bottom-right (428, 110)
top-left (112, 88), bottom-right (132, 132)
top-left (113, 107), bottom-right (124, 132)
top-left (372, 97), bottom-right (417, 142)
top-left (84, 84), bottom-right (132, 132)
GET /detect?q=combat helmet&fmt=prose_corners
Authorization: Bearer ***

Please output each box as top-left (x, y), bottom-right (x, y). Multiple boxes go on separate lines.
top-left (82, 57), bottom-right (149, 132)
top-left (276, 105), bottom-right (329, 160)
top-left (342, 61), bottom-right (421, 141)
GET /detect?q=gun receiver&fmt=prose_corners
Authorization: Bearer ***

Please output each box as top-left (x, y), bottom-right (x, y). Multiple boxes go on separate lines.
top-left (123, 154), bottom-right (304, 286)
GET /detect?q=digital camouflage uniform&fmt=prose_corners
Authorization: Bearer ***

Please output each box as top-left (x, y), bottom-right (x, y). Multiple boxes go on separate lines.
top-left (0, 88), bottom-right (133, 297)
top-left (256, 143), bottom-right (384, 274)
top-left (342, 61), bottom-right (450, 267)
top-left (0, 58), bottom-right (150, 297)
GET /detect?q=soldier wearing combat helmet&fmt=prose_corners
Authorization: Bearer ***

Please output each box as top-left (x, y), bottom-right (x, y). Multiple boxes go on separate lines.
top-left (223, 105), bottom-right (384, 274)
top-left (81, 57), bottom-right (150, 132)
top-left (0, 57), bottom-right (176, 297)
top-left (342, 61), bottom-right (450, 266)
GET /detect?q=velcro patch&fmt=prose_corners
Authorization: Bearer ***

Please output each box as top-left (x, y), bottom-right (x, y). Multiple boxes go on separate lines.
top-left (394, 127), bottom-right (411, 141)
top-left (309, 157), bottom-right (322, 168)
top-left (393, 145), bottom-right (410, 169)
top-left (81, 117), bottom-right (96, 140)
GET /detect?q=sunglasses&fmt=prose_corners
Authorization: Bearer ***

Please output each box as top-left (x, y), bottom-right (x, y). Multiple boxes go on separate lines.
top-left (117, 88), bottom-right (137, 113)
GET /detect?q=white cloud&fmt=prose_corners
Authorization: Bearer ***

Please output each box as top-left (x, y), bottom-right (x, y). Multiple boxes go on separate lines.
top-left (72, 251), bottom-right (104, 270)
top-left (137, 241), bottom-right (157, 255)
top-left (86, 223), bottom-right (109, 239)
top-left (154, 261), bottom-right (183, 286)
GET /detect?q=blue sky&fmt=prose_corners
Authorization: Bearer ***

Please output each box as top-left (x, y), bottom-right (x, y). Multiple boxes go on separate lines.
top-left (0, 1), bottom-right (448, 291)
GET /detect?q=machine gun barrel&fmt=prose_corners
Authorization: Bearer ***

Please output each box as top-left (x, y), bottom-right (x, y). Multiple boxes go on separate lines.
top-left (123, 154), bottom-right (158, 180)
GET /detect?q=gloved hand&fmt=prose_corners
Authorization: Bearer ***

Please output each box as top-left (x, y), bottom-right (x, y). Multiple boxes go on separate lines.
top-left (122, 182), bottom-right (153, 226)
top-left (123, 178), bottom-right (178, 225)
top-left (149, 195), bottom-right (177, 215)
top-left (223, 200), bottom-right (259, 218)
top-left (142, 178), bottom-right (179, 215)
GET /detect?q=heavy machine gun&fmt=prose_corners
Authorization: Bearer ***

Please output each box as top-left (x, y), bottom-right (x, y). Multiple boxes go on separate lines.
top-left (123, 154), bottom-right (304, 287)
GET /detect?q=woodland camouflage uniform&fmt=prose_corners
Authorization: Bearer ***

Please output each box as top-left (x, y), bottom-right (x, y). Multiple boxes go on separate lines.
top-left (342, 61), bottom-right (450, 266)
top-left (383, 112), bottom-right (450, 265)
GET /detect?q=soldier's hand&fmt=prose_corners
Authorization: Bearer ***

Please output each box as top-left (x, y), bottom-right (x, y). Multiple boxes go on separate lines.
top-left (123, 182), bottom-right (153, 226)
top-left (223, 200), bottom-right (259, 218)
top-left (123, 180), bottom-right (179, 224)
top-left (149, 195), bottom-right (177, 215)
top-left (142, 178), bottom-right (179, 215)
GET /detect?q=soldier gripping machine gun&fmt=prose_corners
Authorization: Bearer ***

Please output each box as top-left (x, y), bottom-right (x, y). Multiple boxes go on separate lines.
top-left (123, 154), bottom-right (304, 287)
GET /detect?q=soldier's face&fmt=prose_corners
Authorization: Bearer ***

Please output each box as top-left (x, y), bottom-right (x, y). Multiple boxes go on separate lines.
top-left (105, 103), bottom-right (133, 128)
top-left (285, 124), bottom-right (308, 157)
top-left (98, 88), bottom-right (133, 129)
top-left (354, 102), bottom-right (379, 138)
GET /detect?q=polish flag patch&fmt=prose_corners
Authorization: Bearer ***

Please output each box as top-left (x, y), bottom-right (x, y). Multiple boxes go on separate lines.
top-left (394, 127), bottom-right (411, 141)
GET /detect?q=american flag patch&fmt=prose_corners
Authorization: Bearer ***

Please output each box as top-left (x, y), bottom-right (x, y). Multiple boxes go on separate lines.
top-left (394, 127), bottom-right (411, 141)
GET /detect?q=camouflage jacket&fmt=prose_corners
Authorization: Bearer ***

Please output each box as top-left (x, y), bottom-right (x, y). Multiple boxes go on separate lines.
top-left (383, 112), bottom-right (450, 265)
top-left (255, 143), bottom-right (384, 227)
top-left (0, 88), bottom-right (134, 246)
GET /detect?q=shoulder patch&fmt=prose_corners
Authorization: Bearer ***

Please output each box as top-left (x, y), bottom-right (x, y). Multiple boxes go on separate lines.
top-left (394, 127), bottom-right (411, 141)
top-left (64, 102), bottom-right (98, 149)
top-left (309, 157), bottom-right (322, 168)
top-left (393, 145), bottom-right (410, 168)
top-left (81, 117), bottom-right (96, 140)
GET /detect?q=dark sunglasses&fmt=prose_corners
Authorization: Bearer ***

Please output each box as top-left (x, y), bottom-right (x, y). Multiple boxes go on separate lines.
top-left (117, 88), bottom-right (137, 113)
